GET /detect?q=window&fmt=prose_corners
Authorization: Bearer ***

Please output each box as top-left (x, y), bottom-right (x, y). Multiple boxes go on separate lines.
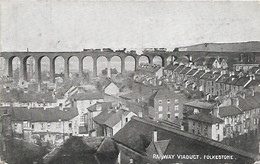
top-left (167, 99), bottom-right (170, 103)
top-left (175, 105), bottom-right (179, 111)
top-left (69, 122), bottom-right (72, 128)
top-left (48, 123), bottom-right (51, 128)
top-left (80, 116), bottom-right (85, 123)
top-left (41, 123), bottom-right (44, 130)
top-left (125, 118), bottom-right (128, 123)
top-left (32, 124), bottom-right (34, 129)
top-left (158, 106), bottom-right (163, 112)
top-left (175, 113), bottom-right (179, 119)
top-left (159, 100), bottom-right (162, 104)
top-left (14, 123), bottom-right (17, 130)
top-left (192, 129), bottom-right (195, 133)
top-left (167, 106), bottom-right (170, 112)
top-left (192, 121), bottom-right (195, 126)
top-left (158, 114), bottom-right (163, 119)
top-left (217, 134), bottom-right (220, 141)
top-left (167, 114), bottom-right (171, 119)
top-left (216, 123), bottom-right (219, 130)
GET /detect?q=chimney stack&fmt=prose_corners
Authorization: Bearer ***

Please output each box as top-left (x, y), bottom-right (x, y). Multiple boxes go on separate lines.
top-left (153, 130), bottom-right (158, 142)
top-left (138, 111), bottom-right (143, 118)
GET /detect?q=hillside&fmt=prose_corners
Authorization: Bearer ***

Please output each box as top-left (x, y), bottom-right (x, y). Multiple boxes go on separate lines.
top-left (178, 41), bottom-right (260, 52)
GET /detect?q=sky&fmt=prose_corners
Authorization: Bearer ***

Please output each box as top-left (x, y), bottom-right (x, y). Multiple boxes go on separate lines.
top-left (1, 0), bottom-right (260, 52)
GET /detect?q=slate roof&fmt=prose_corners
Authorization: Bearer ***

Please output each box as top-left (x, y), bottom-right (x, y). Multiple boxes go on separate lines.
top-left (184, 100), bottom-right (215, 110)
top-left (245, 80), bottom-right (260, 88)
top-left (146, 139), bottom-right (171, 157)
top-left (219, 106), bottom-right (243, 117)
top-left (174, 65), bottom-right (185, 73)
top-left (72, 92), bottom-right (103, 101)
top-left (44, 136), bottom-right (118, 164)
top-left (137, 64), bottom-right (162, 73)
top-left (179, 67), bottom-right (191, 74)
top-left (164, 63), bottom-right (178, 70)
top-left (194, 57), bottom-right (205, 66)
top-left (94, 109), bottom-right (131, 128)
top-left (149, 89), bottom-right (186, 100)
top-left (169, 64), bottom-right (180, 71)
top-left (93, 110), bottom-right (116, 125)
top-left (206, 58), bottom-right (216, 66)
top-left (113, 117), bottom-right (257, 163)
top-left (188, 113), bottom-right (224, 124)
top-left (193, 70), bottom-right (205, 78)
top-left (224, 75), bottom-right (238, 85)
top-left (0, 107), bottom-right (78, 122)
top-left (0, 89), bottom-right (56, 103)
top-left (216, 74), bottom-right (230, 83)
top-left (87, 102), bottom-right (112, 112)
top-left (210, 72), bottom-right (221, 81)
top-left (235, 77), bottom-right (250, 86)
top-left (237, 97), bottom-right (254, 111)
top-left (186, 68), bottom-right (198, 75)
top-left (200, 72), bottom-right (212, 79)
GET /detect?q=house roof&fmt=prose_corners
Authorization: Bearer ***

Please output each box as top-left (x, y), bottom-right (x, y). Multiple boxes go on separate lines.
top-left (0, 107), bottom-right (78, 122)
top-left (113, 117), bottom-right (257, 163)
top-left (169, 64), bottom-right (180, 71)
top-left (44, 136), bottom-right (118, 164)
top-left (179, 67), bottom-right (191, 74)
top-left (216, 74), bottom-right (230, 83)
top-left (245, 80), bottom-right (260, 88)
top-left (93, 110), bottom-right (116, 125)
top-left (194, 57), bottom-right (205, 66)
top-left (200, 72), bottom-right (212, 79)
top-left (210, 72), bottom-right (221, 81)
top-left (94, 109), bottom-right (131, 128)
top-left (174, 65), bottom-right (185, 73)
top-left (224, 75), bottom-right (238, 85)
top-left (219, 106), bottom-right (243, 117)
top-left (186, 68), bottom-right (198, 75)
top-left (188, 112), bottom-right (224, 124)
top-left (72, 92), bottom-right (103, 101)
top-left (87, 102), bottom-right (112, 112)
top-left (206, 58), bottom-right (216, 66)
top-left (149, 89), bottom-right (186, 100)
top-left (237, 97), bottom-right (254, 111)
top-left (146, 139), bottom-right (170, 157)
top-left (193, 70), bottom-right (205, 78)
top-left (137, 64), bottom-right (162, 73)
top-left (184, 100), bottom-right (215, 110)
top-left (164, 63), bottom-right (178, 70)
top-left (235, 77), bottom-right (250, 86)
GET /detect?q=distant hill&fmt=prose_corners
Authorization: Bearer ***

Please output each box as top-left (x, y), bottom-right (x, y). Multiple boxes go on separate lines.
top-left (177, 41), bottom-right (260, 52)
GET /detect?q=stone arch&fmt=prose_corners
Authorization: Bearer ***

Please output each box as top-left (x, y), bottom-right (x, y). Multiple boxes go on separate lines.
top-left (139, 55), bottom-right (150, 65)
top-left (110, 56), bottom-right (122, 75)
top-left (82, 56), bottom-right (94, 79)
top-left (24, 56), bottom-right (36, 82)
top-left (68, 56), bottom-right (79, 78)
top-left (53, 56), bottom-right (65, 76)
top-left (125, 56), bottom-right (136, 72)
top-left (39, 56), bottom-right (51, 82)
top-left (10, 56), bottom-right (21, 80)
top-left (153, 56), bottom-right (163, 66)
top-left (97, 56), bottom-right (108, 76)
top-left (0, 57), bottom-right (4, 77)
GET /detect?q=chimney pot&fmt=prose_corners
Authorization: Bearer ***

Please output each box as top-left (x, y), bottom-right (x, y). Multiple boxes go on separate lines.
top-left (153, 130), bottom-right (158, 142)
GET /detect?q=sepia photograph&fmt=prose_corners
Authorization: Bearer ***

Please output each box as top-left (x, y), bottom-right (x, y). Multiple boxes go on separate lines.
top-left (0, 0), bottom-right (260, 163)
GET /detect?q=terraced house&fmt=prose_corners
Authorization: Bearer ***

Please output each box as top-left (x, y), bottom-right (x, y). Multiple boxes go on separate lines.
top-left (217, 92), bottom-right (260, 138)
